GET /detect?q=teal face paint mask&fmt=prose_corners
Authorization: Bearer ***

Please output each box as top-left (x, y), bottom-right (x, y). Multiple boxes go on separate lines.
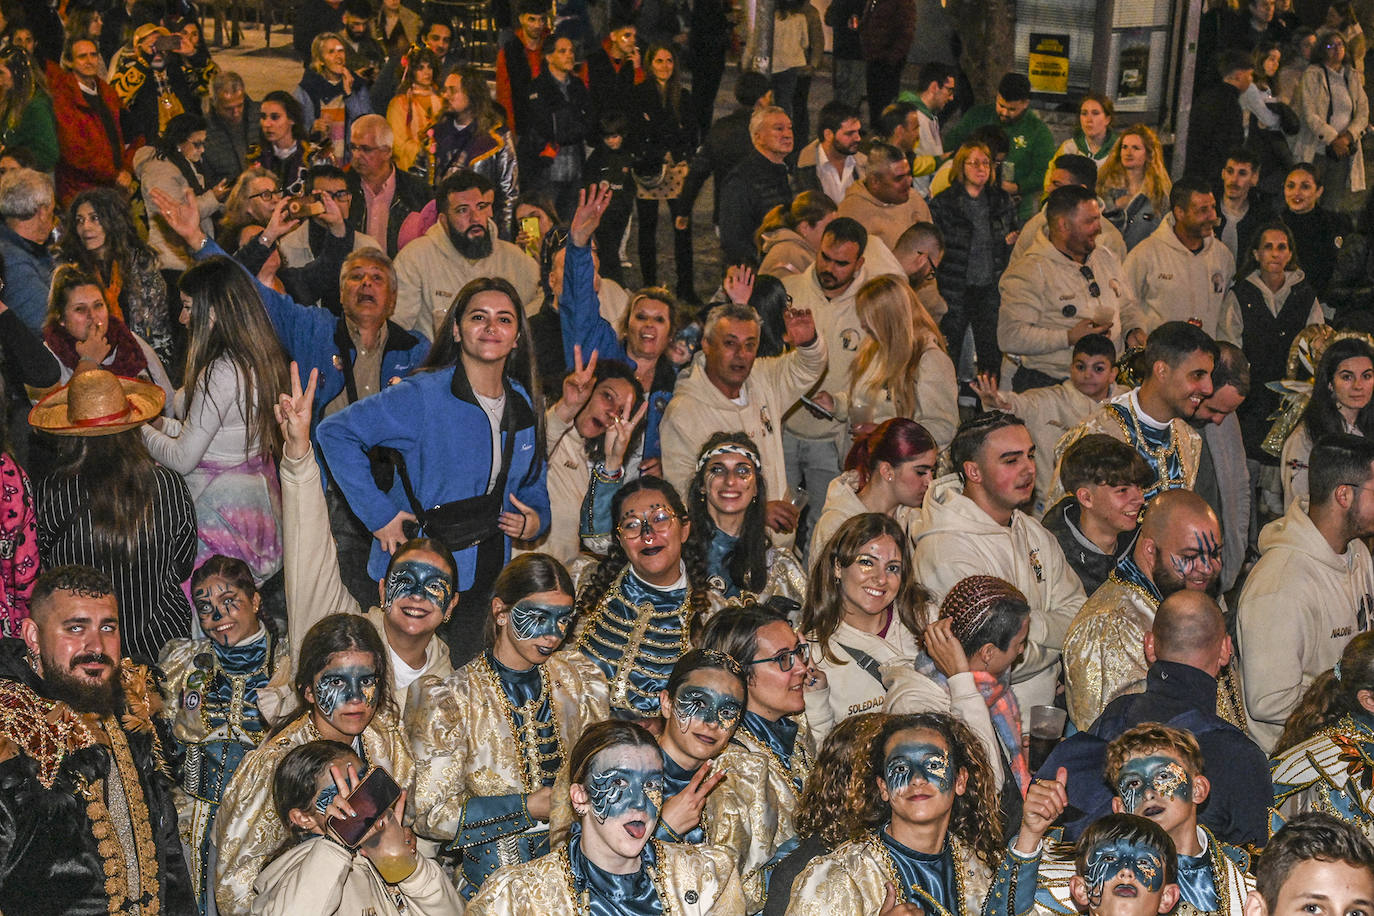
top-left (1083, 837), bottom-right (1166, 905)
top-left (385, 559), bottom-right (454, 611)
top-left (1115, 755), bottom-right (1192, 814)
top-left (672, 684), bottom-right (744, 733)
top-left (314, 664), bottom-right (379, 716)
top-left (509, 600), bottom-right (575, 642)
top-left (586, 764), bottom-right (664, 826)
top-left (883, 742), bottom-right (954, 794)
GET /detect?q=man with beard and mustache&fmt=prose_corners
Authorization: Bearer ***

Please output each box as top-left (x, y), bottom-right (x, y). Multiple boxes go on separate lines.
top-left (913, 412), bottom-right (1087, 719)
top-left (793, 101), bottom-right (864, 205)
top-left (0, 565), bottom-right (193, 915)
top-left (1050, 321), bottom-right (1218, 507)
top-left (836, 141), bottom-right (932, 253)
top-left (1062, 489), bottom-right (1243, 733)
top-left (392, 170), bottom-right (540, 339)
top-left (1239, 433), bottom-right (1374, 751)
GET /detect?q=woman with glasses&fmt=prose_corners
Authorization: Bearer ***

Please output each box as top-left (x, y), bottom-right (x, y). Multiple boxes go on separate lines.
top-left (654, 649), bottom-right (747, 845)
top-left (573, 476), bottom-right (711, 717)
top-left (219, 167), bottom-right (283, 251)
top-left (698, 602), bottom-right (825, 912)
top-left (801, 513), bottom-right (931, 742)
top-left (929, 140), bottom-right (1019, 379)
top-left (684, 431), bottom-right (806, 612)
top-left (410, 552), bottom-right (609, 897)
top-left (783, 712), bottom-right (1000, 916)
top-left (58, 187), bottom-right (174, 371)
top-left (1293, 27), bottom-right (1369, 217)
top-left (135, 113), bottom-right (231, 283)
top-left (317, 276), bottom-right (550, 668)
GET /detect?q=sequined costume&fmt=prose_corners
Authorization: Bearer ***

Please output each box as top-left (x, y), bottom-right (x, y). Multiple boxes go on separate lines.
top-left (574, 566), bottom-right (695, 717)
top-left (212, 711), bottom-right (413, 916)
top-left (466, 830), bottom-right (745, 915)
top-left (705, 710), bottom-right (816, 913)
top-left (985, 826), bottom-right (1252, 916)
top-left (409, 649), bottom-right (609, 895)
top-left (783, 831), bottom-right (990, 916)
top-left (1272, 714), bottom-right (1374, 841)
top-left (158, 629), bottom-right (287, 912)
top-left (0, 638), bottom-right (195, 915)
top-left (1063, 557), bottom-right (1248, 733)
top-left (1051, 389), bottom-right (1202, 506)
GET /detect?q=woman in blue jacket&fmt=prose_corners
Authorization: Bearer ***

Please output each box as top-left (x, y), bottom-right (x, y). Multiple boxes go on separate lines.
top-left (317, 276), bottom-right (551, 665)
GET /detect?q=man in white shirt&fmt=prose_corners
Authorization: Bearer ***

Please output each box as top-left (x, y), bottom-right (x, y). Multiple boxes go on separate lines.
top-left (794, 100), bottom-right (864, 205)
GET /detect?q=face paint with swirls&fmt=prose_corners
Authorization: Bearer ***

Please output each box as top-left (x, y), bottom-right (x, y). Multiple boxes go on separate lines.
top-left (384, 559), bottom-right (454, 610)
top-left (1083, 837), bottom-right (1166, 905)
top-left (313, 664), bottom-right (379, 716)
top-left (585, 758), bottom-right (664, 824)
top-left (509, 600), bottom-right (575, 641)
top-left (883, 742), bottom-right (954, 794)
top-left (672, 684), bottom-right (744, 733)
top-left (1114, 755), bottom-right (1192, 814)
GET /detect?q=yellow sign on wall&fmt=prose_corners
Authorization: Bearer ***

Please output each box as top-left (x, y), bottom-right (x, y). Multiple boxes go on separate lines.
top-left (1028, 33), bottom-right (1070, 94)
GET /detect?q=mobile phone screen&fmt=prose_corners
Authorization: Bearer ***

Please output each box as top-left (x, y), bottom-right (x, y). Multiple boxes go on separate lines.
top-left (327, 767), bottom-right (402, 849)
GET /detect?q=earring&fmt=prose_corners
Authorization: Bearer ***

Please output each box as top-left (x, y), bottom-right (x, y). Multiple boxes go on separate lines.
top-left (25, 647), bottom-right (39, 673)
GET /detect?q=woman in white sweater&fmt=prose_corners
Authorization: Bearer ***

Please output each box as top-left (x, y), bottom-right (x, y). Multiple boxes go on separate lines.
top-left (142, 256), bottom-right (290, 584)
top-left (801, 512), bottom-right (931, 742)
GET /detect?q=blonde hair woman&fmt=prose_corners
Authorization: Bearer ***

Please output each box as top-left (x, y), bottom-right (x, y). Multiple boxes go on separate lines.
top-left (826, 275), bottom-right (957, 451)
top-left (1097, 123), bottom-right (1171, 251)
top-left (292, 31), bottom-right (372, 161)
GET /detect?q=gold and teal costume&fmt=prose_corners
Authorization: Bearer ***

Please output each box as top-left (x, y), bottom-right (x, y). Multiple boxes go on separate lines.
top-left (409, 649), bottom-right (609, 895)
top-left (1272, 713), bottom-right (1374, 841)
top-left (158, 629), bottom-right (287, 913)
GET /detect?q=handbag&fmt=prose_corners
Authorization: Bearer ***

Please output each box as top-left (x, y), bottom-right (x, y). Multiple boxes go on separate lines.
top-left (370, 418), bottom-right (516, 552)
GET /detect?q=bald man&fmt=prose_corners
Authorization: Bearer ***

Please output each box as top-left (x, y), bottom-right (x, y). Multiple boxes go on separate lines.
top-left (1062, 490), bottom-right (1244, 731)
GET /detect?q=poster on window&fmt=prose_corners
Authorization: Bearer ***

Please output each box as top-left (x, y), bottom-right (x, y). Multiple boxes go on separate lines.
top-left (1116, 28), bottom-right (1151, 101)
top-left (1028, 33), bottom-right (1070, 94)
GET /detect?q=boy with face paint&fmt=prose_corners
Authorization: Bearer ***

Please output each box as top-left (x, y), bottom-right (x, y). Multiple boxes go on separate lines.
top-left (1072, 814), bottom-right (1180, 916)
top-left (273, 362), bottom-right (457, 725)
top-left (988, 723), bottom-right (1254, 916)
top-left (467, 720), bottom-right (746, 914)
top-left (410, 553), bottom-right (611, 897)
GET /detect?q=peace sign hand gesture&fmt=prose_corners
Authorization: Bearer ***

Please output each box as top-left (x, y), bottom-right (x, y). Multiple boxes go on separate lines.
top-left (554, 345), bottom-right (599, 423)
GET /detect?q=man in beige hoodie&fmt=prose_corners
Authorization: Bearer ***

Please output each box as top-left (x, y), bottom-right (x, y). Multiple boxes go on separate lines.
top-left (1239, 433), bottom-right (1374, 751)
top-left (836, 142), bottom-right (932, 252)
top-left (659, 301), bottom-right (827, 541)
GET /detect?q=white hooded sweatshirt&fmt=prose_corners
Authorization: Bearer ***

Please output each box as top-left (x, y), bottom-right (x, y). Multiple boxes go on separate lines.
top-left (1238, 497), bottom-right (1374, 751)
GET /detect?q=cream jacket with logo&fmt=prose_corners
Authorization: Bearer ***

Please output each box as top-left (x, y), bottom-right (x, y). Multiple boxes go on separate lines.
top-left (912, 474), bottom-right (1087, 716)
top-left (999, 231), bottom-right (1143, 377)
top-left (1010, 205), bottom-right (1128, 265)
top-left (1123, 215), bottom-right (1240, 342)
top-left (1238, 497), bottom-right (1374, 751)
top-left (392, 220), bottom-right (541, 338)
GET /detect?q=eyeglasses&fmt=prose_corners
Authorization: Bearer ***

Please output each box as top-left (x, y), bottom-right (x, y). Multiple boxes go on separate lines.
top-left (349, 142), bottom-right (391, 155)
top-left (317, 189), bottom-right (354, 201)
top-left (1080, 264), bottom-right (1101, 298)
top-left (248, 188), bottom-right (283, 201)
top-left (617, 509), bottom-right (680, 539)
top-left (744, 641), bottom-right (811, 672)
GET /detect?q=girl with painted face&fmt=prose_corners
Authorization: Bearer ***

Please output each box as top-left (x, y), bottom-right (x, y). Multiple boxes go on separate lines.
top-left (574, 476), bottom-right (710, 716)
top-left (654, 649), bottom-right (747, 843)
top-left (213, 614), bottom-right (412, 916)
top-left (802, 512), bottom-right (933, 742)
top-left (785, 712), bottom-right (1002, 916)
top-left (411, 553), bottom-right (609, 896)
top-left (317, 276), bottom-right (551, 670)
top-left (700, 602), bottom-right (826, 912)
top-left (684, 431), bottom-right (807, 611)
top-left (467, 720), bottom-right (745, 914)
top-left (253, 740), bottom-right (464, 915)
top-left (159, 554), bottom-right (287, 912)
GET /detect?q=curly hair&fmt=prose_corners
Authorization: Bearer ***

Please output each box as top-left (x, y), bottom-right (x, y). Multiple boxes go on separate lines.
top-left (804, 513), bottom-right (932, 665)
top-left (575, 476), bottom-right (712, 640)
top-left (58, 187), bottom-right (157, 291)
top-left (686, 431), bottom-right (769, 594)
top-left (1097, 124), bottom-right (1171, 217)
top-left (867, 712), bottom-right (1003, 869)
top-left (1104, 723), bottom-right (1206, 784)
top-left (795, 712), bottom-right (890, 846)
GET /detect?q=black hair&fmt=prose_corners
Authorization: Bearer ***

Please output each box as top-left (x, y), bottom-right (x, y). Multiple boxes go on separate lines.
top-left (306, 163), bottom-right (348, 189)
top-left (1216, 47), bottom-right (1255, 79)
top-left (735, 71), bottom-right (772, 107)
top-left (1256, 813), bottom-right (1374, 912)
top-left (997, 72), bottom-right (1032, 101)
top-left (949, 411), bottom-right (1026, 481)
top-left (1044, 184), bottom-right (1098, 226)
top-left (1309, 432), bottom-right (1374, 507)
top-left (817, 100), bottom-right (861, 142)
top-left (1169, 176), bottom-right (1215, 212)
top-left (699, 601), bottom-right (790, 684)
top-left (1142, 321), bottom-right (1220, 371)
top-left (1211, 341), bottom-right (1251, 398)
top-left (439, 169), bottom-right (495, 210)
top-left (878, 101), bottom-right (919, 139)
top-left (384, 536), bottom-right (457, 581)
top-left (483, 552), bottom-right (575, 646)
top-left (1073, 332), bottom-right (1116, 362)
top-left (272, 739), bottom-right (357, 842)
top-left (967, 123), bottom-right (1010, 158)
top-left (29, 564), bottom-right (115, 617)
top-left (663, 648), bottom-right (748, 703)
top-left (823, 215), bottom-right (867, 252)
top-left (917, 61), bottom-right (956, 93)
top-left (958, 592), bottom-right (1031, 656)
top-left (156, 112), bottom-right (207, 157)
top-left (1052, 153), bottom-right (1098, 189)
top-left (598, 110), bottom-right (630, 139)
top-left (1302, 338), bottom-right (1374, 449)
top-left (260, 90), bottom-right (307, 142)
top-left (1224, 147), bottom-right (1261, 171)
top-left (576, 358), bottom-right (646, 463)
top-left (1075, 813), bottom-right (1178, 886)
top-left (281, 615), bottom-right (395, 734)
top-left (687, 431), bottom-right (769, 593)
top-left (750, 273), bottom-right (789, 358)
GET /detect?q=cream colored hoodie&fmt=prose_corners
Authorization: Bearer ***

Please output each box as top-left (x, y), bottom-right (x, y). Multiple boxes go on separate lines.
top-left (1123, 215), bottom-right (1240, 343)
top-left (912, 474), bottom-right (1087, 715)
top-left (1238, 497), bottom-right (1374, 751)
top-left (835, 179), bottom-right (933, 253)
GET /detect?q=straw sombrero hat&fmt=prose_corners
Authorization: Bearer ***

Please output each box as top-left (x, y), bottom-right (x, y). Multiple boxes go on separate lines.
top-left (28, 369), bottom-right (165, 437)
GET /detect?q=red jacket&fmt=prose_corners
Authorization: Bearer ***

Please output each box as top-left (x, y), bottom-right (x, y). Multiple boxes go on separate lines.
top-left (50, 68), bottom-right (133, 207)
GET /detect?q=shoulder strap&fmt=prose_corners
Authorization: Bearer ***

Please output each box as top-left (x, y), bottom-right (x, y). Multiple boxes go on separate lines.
top-left (333, 319), bottom-right (361, 405)
top-left (838, 642), bottom-right (885, 686)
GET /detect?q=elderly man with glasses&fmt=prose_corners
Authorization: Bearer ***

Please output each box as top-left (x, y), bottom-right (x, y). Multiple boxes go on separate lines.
top-left (344, 113), bottom-right (434, 257)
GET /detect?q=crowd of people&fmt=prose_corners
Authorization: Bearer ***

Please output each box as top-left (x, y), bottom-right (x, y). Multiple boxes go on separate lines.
top-left (7, 0), bottom-right (1374, 913)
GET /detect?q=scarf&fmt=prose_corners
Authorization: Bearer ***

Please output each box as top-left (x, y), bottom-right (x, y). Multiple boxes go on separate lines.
top-left (163, 148), bottom-right (208, 196)
top-left (44, 314), bottom-right (149, 377)
top-left (972, 669), bottom-right (1030, 794)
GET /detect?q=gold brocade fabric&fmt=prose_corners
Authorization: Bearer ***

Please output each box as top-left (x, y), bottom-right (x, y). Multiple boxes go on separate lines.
top-left (409, 650), bottom-right (609, 842)
top-left (1271, 715), bottom-right (1374, 840)
top-left (211, 711), bottom-right (414, 916)
top-left (783, 832), bottom-right (991, 916)
top-left (1048, 398), bottom-right (1202, 508)
top-left (705, 547), bottom-right (808, 618)
top-left (703, 716), bottom-right (816, 913)
top-left (1063, 578), bottom-right (1158, 731)
top-left (466, 840), bottom-right (745, 915)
